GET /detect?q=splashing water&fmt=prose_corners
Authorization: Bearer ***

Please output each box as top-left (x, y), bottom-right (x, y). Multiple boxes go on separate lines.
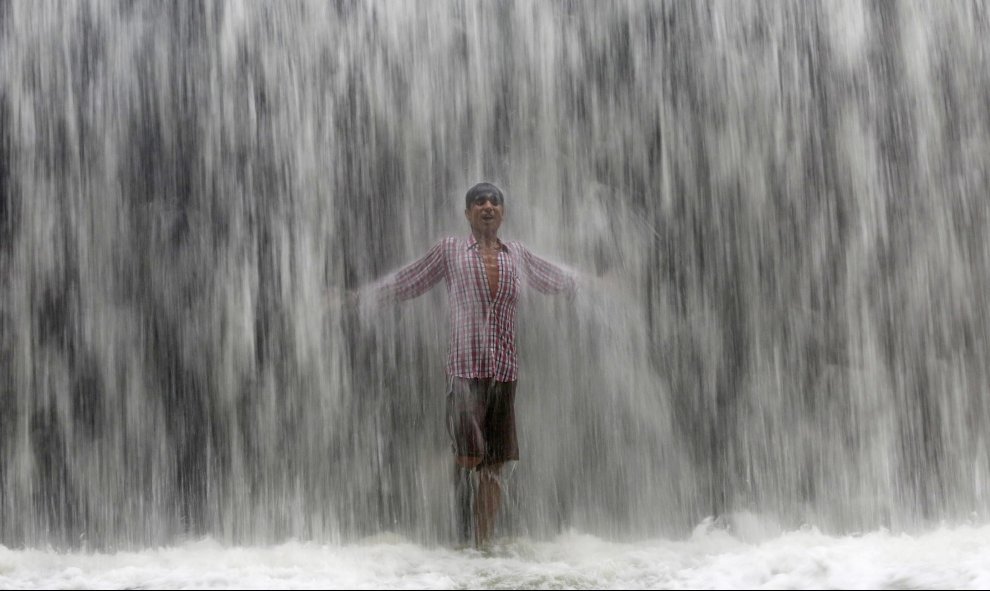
top-left (0, 1), bottom-right (989, 558)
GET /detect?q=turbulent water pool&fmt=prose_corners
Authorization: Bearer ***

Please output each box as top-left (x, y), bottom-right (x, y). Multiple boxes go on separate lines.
top-left (1, 3), bottom-right (988, 586)
top-left (4, 520), bottom-right (990, 590)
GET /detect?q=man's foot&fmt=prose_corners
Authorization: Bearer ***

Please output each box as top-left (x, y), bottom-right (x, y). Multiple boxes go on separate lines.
top-left (712, 514), bottom-right (732, 531)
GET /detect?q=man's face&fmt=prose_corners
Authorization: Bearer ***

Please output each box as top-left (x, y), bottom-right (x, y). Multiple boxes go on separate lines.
top-left (464, 195), bottom-right (504, 235)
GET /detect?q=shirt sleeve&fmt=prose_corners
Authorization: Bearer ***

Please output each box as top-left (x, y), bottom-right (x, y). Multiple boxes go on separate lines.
top-left (518, 244), bottom-right (577, 296)
top-left (375, 239), bottom-right (448, 302)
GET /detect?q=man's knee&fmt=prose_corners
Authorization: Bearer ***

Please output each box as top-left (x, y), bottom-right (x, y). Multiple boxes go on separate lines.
top-left (456, 455), bottom-right (482, 469)
top-left (477, 462), bottom-right (504, 485)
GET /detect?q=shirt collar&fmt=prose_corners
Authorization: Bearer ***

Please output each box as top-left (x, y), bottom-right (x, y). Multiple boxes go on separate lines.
top-left (466, 234), bottom-right (508, 252)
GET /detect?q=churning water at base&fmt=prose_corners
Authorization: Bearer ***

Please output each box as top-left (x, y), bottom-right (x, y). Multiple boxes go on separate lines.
top-left (1, 0), bottom-right (989, 570)
top-left (4, 521), bottom-right (990, 589)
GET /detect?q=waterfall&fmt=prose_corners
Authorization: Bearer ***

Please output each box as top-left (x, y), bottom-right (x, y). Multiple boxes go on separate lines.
top-left (1, 0), bottom-right (988, 549)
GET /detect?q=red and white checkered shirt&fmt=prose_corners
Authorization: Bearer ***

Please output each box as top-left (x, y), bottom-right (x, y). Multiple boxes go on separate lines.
top-left (377, 234), bottom-right (575, 381)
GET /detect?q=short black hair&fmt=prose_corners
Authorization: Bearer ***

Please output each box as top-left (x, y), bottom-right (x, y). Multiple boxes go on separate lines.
top-left (464, 182), bottom-right (504, 208)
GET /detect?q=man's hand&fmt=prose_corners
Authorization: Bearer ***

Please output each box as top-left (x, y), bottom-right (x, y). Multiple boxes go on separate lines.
top-left (326, 287), bottom-right (360, 311)
top-left (578, 270), bottom-right (621, 293)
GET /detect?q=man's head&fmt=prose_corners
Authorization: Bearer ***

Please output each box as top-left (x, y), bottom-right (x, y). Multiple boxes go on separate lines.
top-left (464, 182), bottom-right (505, 237)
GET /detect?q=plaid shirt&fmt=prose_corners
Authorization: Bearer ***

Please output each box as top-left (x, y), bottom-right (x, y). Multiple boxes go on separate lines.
top-left (377, 234), bottom-right (575, 381)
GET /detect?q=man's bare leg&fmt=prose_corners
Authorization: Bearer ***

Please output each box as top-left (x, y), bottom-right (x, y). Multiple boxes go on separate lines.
top-left (453, 462), bottom-right (474, 546)
top-left (474, 463), bottom-right (503, 547)
top-left (455, 456), bottom-right (504, 547)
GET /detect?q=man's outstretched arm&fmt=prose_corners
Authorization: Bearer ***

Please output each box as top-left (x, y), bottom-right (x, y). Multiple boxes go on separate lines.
top-left (518, 245), bottom-right (577, 296)
top-left (373, 239), bottom-right (449, 303)
top-left (328, 240), bottom-right (448, 310)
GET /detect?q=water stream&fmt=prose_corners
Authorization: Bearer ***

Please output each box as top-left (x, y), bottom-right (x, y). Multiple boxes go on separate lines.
top-left (1, 0), bottom-right (988, 551)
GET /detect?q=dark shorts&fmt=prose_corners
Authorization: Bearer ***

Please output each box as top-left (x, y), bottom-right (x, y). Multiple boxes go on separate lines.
top-left (446, 377), bottom-right (519, 467)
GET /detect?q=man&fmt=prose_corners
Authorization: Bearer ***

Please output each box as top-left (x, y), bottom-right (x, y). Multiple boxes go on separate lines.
top-left (369, 182), bottom-right (576, 547)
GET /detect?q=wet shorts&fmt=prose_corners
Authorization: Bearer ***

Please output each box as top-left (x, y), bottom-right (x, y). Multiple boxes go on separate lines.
top-left (446, 377), bottom-right (519, 467)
